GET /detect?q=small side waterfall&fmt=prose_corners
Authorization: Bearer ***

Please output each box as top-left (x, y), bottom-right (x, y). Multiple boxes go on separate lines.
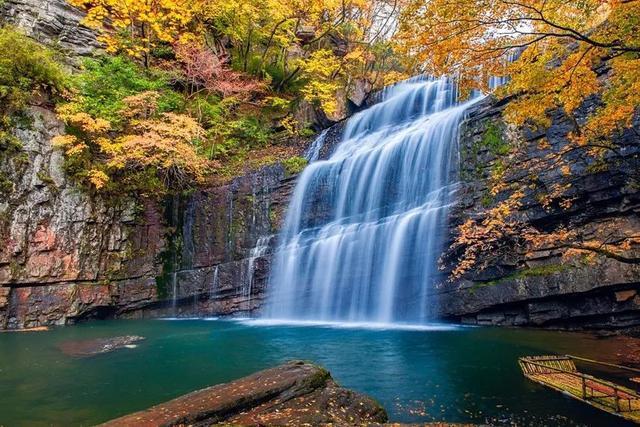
top-left (243, 236), bottom-right (271, 311)
top-left (265, 76), bottom-right (482, 324)
top-left (304, 128), bottom-right (328, 162)
top-left (210, 265), bottom-right (219, 298)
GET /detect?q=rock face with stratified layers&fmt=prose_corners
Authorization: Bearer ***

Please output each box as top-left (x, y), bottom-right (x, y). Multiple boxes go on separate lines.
top-left (434, 95), bottom-right (640, 330)
top-left (1, 0), bottom-right (640, 332)
top-left (0, 106), bottom-right (166, 328)
top-left (0, 103), bottom-right (294, 329)
top-left (0, 0), bottom-right (99, 57)
top-left (0, 0), bottom-right (296, 329)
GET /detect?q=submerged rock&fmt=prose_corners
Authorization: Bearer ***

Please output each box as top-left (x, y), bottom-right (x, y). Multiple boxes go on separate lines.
top-left (100, 360), bottom-right (387, 426)
top-left (57, 335), bottom-right (144, 357)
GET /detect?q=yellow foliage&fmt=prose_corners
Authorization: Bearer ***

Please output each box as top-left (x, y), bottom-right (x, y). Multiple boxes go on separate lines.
top-left (88, 169), bottom-right (109, 189)
top-left (297, 49), bottom-right (342, 114)
top-left (70, 0), bottom-right (202, 63)
top-left (55, 90), bottom-right (210, 194)
top-left (397, 0), bottom-right (640, 143)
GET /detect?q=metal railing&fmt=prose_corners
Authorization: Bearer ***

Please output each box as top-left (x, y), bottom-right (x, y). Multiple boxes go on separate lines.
top-left (519, 355), bottom-right (640, 413)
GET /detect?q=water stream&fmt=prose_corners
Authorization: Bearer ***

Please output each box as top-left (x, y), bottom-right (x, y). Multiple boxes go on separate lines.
top-left (267, 77), bottom-right (481, 323)
top-left (243, 236), bottom-right (271, 311)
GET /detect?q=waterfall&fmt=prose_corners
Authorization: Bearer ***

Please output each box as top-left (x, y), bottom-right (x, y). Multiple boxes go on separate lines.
top-left (244, 236), bottom-right (271, 311)
top-left (304, 129), bottom-right (329, 162)
top-left (265, 76), bottom-right (482, 324)
top-left (210, 265), bottom-right (219, 297)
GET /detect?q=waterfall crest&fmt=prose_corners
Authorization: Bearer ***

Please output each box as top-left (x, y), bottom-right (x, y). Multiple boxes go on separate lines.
top-left (266, 76), bottom-right (482, 324)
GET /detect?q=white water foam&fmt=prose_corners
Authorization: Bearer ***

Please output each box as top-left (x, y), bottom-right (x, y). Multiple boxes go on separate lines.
top-left (237, 318), bottom-right (463, 331)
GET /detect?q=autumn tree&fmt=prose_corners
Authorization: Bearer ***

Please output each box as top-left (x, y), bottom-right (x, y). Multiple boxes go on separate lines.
top-left (199, 0), bottom-right (406, 115)
top-left (174, 42), bottom-right (263, 98)
top-left (69, 0), bottom-right (202, 66)
top-left (53, 90), bottom-right (210, 194)
top-left (397, 0), bottom-right (640, 143)
top-left (396, 1), bottom-right (640, 278)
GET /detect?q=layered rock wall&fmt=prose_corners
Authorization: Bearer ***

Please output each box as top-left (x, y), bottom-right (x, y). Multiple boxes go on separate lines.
top-left (0, 105), bottom-right (295, 328)
top-left (0, 0), bottom-right (296, 329)
top-left (0, 107), bottom-right (165, 328)
top-left (148, 165), bottom-right (295, 318)
top-left (434, 96), bottom-right (640, 330)
top-left (1, 0), bottom-right (99, 57)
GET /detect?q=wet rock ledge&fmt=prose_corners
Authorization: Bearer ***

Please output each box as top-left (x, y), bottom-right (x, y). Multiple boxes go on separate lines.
top-left (100, 361), bottom-right (388, 427)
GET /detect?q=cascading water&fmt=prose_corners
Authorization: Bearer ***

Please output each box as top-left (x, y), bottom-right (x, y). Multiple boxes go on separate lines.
top-left (265, 76), bottom-right (482, 324)
top-left (304, 128), bottom-right (328, 162)
top-left (243, 236), bottom-right (271, 310)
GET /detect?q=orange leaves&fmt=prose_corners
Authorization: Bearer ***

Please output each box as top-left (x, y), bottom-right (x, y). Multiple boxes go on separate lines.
top-left (556, 49), bottom-right (601, 114)
top-left (54, 89), bottom-right (211, 194)
top-left (397, 0), bottom-right (639, 149)
top-left (450, 191), bottom-right (527, 279)
top-left (104, 94), bottom-right (210, 191)
top-left (121, 91), bottom-right (161, 120)
top-left (52, 134), bottom-right (88, 156)
top-left (87, 169), bottom-right (109, 189)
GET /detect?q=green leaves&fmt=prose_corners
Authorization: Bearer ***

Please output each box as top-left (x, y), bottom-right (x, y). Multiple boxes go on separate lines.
top-left (72, 56), bottom-right (182, 127)
top-left (0, 26), bottom-right (68, 120)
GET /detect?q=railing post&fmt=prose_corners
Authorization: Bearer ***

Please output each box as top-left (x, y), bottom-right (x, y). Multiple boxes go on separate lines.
top-left (582, 376), bottom-right (586, 399)
top-left (614, 388), bottom-right (620, 413)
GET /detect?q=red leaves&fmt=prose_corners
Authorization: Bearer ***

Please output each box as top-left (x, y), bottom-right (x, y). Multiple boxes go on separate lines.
top-left (174, 43), bottom-right (263, 98)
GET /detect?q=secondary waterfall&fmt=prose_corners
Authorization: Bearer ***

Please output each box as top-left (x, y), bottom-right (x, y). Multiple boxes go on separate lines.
top-left (266, 76), bottom-right (481, 324)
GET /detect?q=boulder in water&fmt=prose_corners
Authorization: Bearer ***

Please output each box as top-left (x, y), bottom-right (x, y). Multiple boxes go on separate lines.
top-left (99, 360), bottom-right (387, 426)
top-left (57, 335), bottom-right (144, 357)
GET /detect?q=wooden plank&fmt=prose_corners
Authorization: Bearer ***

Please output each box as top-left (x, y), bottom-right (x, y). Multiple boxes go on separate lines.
top-left (519, 355), bottom-right (640, 424)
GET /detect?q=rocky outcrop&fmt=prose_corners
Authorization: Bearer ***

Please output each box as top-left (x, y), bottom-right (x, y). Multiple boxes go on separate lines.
top-left (147, 164), bottom-right (295, 318)
top-left (58, 335), bottom-right (144, 357)
top-left (0, 0), bottom-right (297, 329)
top-left (0, 105), bottom-right (296, 328)
top-left (433, 95), bottom-right (640, 330)
top-left (0, 107), bottom-right (166, 328)
top-left (99, 361), bottom-right (388, 426)
top-left (0, 0), bottom-right (99, 57)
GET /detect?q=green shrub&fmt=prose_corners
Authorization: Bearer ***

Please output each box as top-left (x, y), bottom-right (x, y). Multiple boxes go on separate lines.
top-left (227, 116), bottom-right (272, 147)
top-left (207, 113), bottom-right (273, 157)
top-left (0, 26), bottom-right (68, 133)
top-left (0, 26), bottom-right (67, 170)
top-left (71, 56), bottom-right (183, 126)
top-left (282, 156), bottom-right (308, 175)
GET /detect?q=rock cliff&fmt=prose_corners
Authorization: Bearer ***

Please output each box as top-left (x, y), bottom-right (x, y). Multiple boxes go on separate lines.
top-left (435, 95), bottom-right (640, 331)
top-left (0, 106), bottom-right (165, 328)
top-left (1, 0), bottom-right (98, 57)
top-left (0, 0), bottom-right (297, 328)
top-left (2, 0), bottom-right (639, 332)
top-left (0, 103), bottom-right (293, 328)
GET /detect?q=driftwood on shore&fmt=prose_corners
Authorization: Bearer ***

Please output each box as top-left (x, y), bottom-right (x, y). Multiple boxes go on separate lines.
top-left (99, 360), bottom-right (388, 426)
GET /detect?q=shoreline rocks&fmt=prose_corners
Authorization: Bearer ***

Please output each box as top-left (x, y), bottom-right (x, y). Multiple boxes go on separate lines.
top-left (99, 361), bottom-right (388, 426)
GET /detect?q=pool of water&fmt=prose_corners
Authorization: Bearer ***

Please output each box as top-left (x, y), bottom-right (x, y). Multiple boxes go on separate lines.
top-left (0, 319), bottom-right (635, 426)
